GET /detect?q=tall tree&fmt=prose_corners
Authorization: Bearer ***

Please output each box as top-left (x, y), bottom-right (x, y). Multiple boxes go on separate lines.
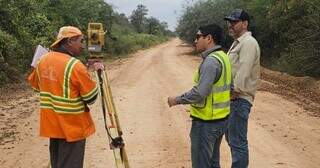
top-left (130, 4), bottom-right (148, 33)
top-left (146, 17), bottom-right (161, 34)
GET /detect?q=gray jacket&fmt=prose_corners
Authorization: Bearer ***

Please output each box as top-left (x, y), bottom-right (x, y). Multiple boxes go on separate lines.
top-left (176, 45), bottom-right (223, 104)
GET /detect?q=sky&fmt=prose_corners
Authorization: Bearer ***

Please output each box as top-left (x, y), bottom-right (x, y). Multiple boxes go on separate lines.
top-left (104, 0), bottom-right (191, 31)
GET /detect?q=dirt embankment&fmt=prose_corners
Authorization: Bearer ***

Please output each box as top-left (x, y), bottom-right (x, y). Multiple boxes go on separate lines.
top-left (259, 67), bottom-right (320, 117)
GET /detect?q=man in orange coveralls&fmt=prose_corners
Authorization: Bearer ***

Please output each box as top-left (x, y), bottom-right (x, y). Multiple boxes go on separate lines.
top-left (28, 26), bottom-right (104, 168)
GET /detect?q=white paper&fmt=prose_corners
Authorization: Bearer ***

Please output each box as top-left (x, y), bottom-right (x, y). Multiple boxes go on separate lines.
top-left (31, 45), bottom-right (48, 68)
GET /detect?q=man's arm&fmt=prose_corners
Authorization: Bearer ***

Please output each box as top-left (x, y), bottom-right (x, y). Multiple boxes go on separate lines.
top-left (233, 38), bottom-right (259, 95)
top-left (72, 61), bottom-right (99, 105)
top-left (168, 57), bottom-right (221, 106)
top-left (27, 68), bottom-right (40, 92)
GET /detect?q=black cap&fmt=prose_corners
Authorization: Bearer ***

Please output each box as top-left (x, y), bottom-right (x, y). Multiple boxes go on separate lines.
top-left (224, 9), bottom-right (250, 22)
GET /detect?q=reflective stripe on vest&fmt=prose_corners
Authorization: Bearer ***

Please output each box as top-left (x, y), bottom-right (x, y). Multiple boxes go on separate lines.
top-left (82, 85), bottom-right (98, 102)
top-left (40, 91), bottom-right (85, 114)
top-left (190, 50), bottom-right (232, 120)
top-left (38, 57), bottom-right (87, 114)
top-left (63, 58), bottom-right (77, 98)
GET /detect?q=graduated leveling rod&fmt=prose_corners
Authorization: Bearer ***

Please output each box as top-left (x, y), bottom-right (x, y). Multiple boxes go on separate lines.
top-left (95, 68), bottom-right (130, 168)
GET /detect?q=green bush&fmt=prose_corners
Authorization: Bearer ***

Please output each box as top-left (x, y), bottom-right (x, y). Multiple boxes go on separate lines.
top-left (176, 0), bottom-right (320, 78)
top-left (276, 1), bottom-right (320, 77)
top-left (0, 29), bottom-right (23, 83)
top-left (0, 0), bottom-right (172, 86)
top-left (106, 24), bottom-right (169, 56)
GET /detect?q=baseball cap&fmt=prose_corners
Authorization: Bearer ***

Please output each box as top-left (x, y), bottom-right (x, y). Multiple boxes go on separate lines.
top-left (50, 26), bottom-right (83, 48)
top-left (224, 9), bottom-right (250, 22)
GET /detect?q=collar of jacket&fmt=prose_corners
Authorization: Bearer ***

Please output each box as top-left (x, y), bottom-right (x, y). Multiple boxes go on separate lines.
top-left (237, 31), bottom-right (252, 43)
top-left (200, 45), bottom-right (222, 59)
top-left (52, 45), bottom-right (74, 56)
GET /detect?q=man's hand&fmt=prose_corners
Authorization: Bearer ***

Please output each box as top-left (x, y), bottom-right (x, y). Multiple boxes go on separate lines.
top-left (93, 62), bottom-right (105, 71)
top-left (231, 91), bottom-right (239, 100)
top-left (167, 96), bottom-right (178, 107)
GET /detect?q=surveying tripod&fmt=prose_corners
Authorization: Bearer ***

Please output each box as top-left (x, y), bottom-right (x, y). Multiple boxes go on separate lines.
top-left (88, 58), bottom-right (130, 168)
top-left (87, 22), bottom-right (130, 168)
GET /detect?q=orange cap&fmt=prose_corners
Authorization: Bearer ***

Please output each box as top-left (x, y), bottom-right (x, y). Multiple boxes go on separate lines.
top-left (50, 26), bottom-right (83, 48)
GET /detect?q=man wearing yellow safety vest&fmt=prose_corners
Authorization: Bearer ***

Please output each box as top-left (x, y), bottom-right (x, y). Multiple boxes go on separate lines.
top-left (28, 26), bottom-right (104, 168)
top-left (168, 23), bottom-right (232, 168)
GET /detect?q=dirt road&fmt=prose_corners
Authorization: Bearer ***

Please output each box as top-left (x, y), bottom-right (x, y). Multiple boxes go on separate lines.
top-left (1, 39), bottom-right (319, 168)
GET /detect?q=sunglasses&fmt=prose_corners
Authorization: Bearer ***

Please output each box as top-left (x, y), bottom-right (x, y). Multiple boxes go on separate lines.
top-left (195, 34), bottom-right (207, 40)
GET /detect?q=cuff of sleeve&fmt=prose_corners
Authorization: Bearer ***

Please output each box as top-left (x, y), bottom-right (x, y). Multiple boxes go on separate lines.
top-left (175, 96), bottom-right (182, 104)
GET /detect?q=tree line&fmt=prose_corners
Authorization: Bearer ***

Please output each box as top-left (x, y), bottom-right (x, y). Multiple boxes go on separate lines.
top-left (0, 0), bottom-right (173, 85)
top-left (176, 0), bottom-right (320, 78)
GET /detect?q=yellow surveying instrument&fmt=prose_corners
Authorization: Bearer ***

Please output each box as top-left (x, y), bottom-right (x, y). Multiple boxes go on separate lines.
top-left (87, 23), bottom-right (130, 168)
top-left (87, 23), bottom-right (105, 53)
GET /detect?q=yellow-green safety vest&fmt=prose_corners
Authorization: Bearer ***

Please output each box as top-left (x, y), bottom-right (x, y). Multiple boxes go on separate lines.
top-left (190, 50), bottom-right (232, 120)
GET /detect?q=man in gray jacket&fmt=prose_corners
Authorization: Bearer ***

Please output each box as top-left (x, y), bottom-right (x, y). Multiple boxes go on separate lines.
top-left (168, 23), bottom-right (232, 168)
top-left (224, 9), bottom-right (260, 168)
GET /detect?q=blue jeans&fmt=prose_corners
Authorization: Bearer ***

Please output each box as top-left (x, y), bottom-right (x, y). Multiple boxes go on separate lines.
top-left (226, 98), bottom-right (252, 168)
top-left (190, 119), bottom-right (227, 168)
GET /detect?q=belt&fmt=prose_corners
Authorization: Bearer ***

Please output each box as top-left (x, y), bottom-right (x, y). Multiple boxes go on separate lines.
top-left (190, 115), bottom-right (229, 123)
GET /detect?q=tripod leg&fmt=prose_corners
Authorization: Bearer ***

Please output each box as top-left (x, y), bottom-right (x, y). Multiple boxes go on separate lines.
top-left (96, 70), bottom-right (130, 168)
